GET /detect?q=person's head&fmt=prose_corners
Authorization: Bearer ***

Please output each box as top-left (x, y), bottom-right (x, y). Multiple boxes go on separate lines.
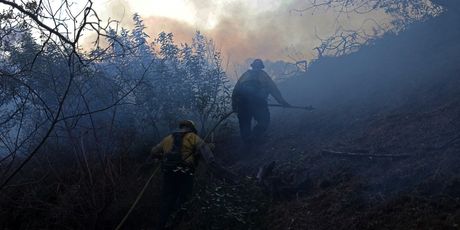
top-left (250, 59), bottom-right (265, 70)
top-left (178, 120), bottom-right (198, 133)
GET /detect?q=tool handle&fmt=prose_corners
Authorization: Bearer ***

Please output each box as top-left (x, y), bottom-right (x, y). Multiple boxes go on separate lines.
top-left (268, 104), bottom-right (314, 110)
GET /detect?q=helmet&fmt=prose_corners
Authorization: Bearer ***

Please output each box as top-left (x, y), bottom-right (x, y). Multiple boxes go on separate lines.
top-left (250, 59), bottom-right (265, 70)
top-left (178, 120), bottom-right (197, 133)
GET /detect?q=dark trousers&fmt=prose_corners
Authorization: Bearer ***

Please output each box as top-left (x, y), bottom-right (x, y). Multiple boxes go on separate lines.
top-left (158, 172), bottom-right (194, 229)
top-left (237, 98), bottom-right (270, 143)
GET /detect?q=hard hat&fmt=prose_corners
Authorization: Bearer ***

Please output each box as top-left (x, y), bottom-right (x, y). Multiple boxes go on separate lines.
top-left (179, 120), bottom-right (197, 133)
top-left (250, 59), bottom-right (265, 70)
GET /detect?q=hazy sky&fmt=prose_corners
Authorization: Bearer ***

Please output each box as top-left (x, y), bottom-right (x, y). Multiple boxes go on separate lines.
top-left (90, 0), bottom-right (394, 69)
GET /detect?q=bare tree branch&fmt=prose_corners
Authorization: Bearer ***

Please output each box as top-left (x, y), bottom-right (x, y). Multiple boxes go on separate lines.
top-left (0, 0), bottom-right (73, 45)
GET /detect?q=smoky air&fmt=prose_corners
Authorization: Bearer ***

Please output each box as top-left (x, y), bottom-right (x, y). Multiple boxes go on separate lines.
top-left (0, 1), bottom-right (458, 229)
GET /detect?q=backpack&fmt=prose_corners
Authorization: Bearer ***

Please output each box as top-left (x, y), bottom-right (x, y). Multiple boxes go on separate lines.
top-left (162, 132), bottom-right (193, 174)
top-left (235, 70), bottom-right (267, 100)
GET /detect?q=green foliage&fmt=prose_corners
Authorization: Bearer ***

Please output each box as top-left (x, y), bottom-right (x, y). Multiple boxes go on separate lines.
top-left (99, 21), bottom-right (231, 135)
top-left (0, 12), bottom-right (233, 229)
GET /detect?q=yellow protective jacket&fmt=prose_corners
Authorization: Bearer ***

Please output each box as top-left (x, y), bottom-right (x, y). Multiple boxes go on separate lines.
top-left (232, 69), bottom-right (288, 109)
top-left (150, 130), bottom-right (213, 167)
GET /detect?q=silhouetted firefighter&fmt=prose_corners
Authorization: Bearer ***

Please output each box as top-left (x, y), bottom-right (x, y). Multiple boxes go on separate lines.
top-left (232, 59), bottom-right (291, 145)
top-left (150, 120), bottom-right (234, 229)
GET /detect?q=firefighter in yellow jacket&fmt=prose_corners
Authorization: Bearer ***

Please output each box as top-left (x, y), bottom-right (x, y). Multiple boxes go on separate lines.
top-left (151, 120), bottom-right (215, 229)
top-left (232, 59), bottom-right (291, 145)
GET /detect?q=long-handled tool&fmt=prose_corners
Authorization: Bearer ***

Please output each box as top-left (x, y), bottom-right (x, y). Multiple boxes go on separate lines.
top-left (115, 111), bottom-right (235, 230)
top-left (204, 103), bottom-right (313, 140)
top-left (268, 104), bottom-right (314, 110)
top-left (115, 104), bottom-right (313, 229)
top-left (115, 165), bottom-right (160, 230)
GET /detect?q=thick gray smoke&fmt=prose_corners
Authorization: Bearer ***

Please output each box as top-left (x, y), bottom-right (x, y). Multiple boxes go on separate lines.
top-left (91, 0), bottom-right (395, 68)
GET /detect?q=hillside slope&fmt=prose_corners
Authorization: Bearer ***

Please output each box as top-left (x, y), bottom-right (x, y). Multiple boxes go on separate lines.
top-left (216, 4), bottom-right (460, 230)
